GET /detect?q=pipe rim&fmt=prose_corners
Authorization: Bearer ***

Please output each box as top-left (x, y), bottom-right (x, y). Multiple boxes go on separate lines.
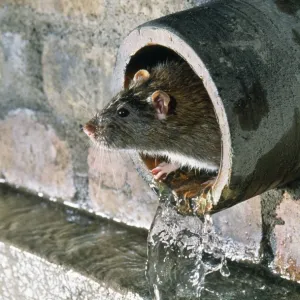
top-left (115, 25), bottom-right (232, 206)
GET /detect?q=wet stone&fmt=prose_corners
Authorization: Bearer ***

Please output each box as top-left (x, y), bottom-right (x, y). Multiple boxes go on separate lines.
top-left (0, 185), bottom-right (149, 300)
top-left (273, 192), bottom-right (300, 281)
top-left (212, 195), bottom-right (262, 262)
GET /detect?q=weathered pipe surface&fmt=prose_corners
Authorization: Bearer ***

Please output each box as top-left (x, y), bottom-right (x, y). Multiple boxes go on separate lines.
top-left (113, 0), bottom-right (300, 214)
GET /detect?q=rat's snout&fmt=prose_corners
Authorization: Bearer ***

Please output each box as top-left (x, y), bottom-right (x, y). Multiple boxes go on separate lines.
top-left (83, 123), bottom-right (96, 138)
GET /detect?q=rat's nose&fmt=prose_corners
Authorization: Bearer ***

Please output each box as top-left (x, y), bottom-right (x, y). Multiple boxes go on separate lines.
top-left (83, 123), bottom-right (96, 137)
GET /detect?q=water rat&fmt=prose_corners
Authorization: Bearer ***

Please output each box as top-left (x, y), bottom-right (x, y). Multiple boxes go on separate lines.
top-left (83, 61), bottom-right (221, 181)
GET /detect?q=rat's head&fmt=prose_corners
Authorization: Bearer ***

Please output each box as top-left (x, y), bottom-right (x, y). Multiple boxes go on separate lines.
top-left (83, 68), bottom-right (174, 151)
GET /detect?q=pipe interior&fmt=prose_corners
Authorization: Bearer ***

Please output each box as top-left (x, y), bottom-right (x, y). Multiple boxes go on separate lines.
top-left (124, 45), bottom-right (222, 206)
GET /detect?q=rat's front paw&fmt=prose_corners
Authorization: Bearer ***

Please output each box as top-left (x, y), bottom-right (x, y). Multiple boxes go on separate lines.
top-left (199, 177), bottom-right (216, 193)
top-left (151, 162), bottom-right (180, 180)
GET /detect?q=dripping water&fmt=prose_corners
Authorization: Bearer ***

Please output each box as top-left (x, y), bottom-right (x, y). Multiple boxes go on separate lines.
top-left (147, 191), bottom-right (230, 300)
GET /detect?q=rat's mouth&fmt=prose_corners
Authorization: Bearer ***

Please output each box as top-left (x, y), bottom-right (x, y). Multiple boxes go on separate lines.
top-left (139, 153), bottom-right (218, 215)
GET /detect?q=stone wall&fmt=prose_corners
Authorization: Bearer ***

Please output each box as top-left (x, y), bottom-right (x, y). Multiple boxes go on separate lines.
top-left (0, 0), bottom-right (300, 282)
top-left (0, 0), bottom-right (206, 228)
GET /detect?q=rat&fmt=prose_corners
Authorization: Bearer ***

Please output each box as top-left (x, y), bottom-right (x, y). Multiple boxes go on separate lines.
top-left (83, 61), bottom-right (221, 181)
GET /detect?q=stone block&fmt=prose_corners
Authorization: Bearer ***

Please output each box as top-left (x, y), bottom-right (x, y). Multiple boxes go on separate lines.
top-left (1, 0), bottom-right (207, 19)
top-left (272, 192), bottom-right (300, 281)
top-left (0, 32), bottom-right (43, 110)
top-left (212, 196), bottom-right (262, 262)
top-left (42, 36), bottom-right (116, 122)
top-left (0, 109), bottom-right (75, 200)
top-left (1, 0), bottom-right (105, 17)
top-left (100, 0), bottom-right (204, 43)
top-left (88, 148), bottom-right (158, 228)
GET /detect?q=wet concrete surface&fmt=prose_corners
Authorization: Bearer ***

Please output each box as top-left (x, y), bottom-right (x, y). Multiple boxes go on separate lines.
top-left (0, 184), bottom-right (149, 299)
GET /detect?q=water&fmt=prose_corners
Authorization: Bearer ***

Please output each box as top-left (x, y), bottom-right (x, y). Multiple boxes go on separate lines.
top-left (147, 191), bottom-right (300, 300)
top-left (0, 184), bottom-right (149, 299)
top-left (0, 184), bottom-right (300, 299)
top-left (147, 192), bottom-right (229, 299)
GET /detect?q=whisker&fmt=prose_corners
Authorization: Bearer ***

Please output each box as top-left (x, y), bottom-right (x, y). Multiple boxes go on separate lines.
top-left (95, 144), bottom-right (104, 177)
top-left (109, 152), bottom-right (118, 189)
top-left (90, 143), bottom-right (106, 179)
top-left (82, 140), bottom-right (93, 151)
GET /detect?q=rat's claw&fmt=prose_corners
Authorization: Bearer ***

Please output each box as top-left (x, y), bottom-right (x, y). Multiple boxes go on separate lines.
top-left (151, 162), bottom-right (179, 181)
top-left (200, 177), bottom-right (216, 193)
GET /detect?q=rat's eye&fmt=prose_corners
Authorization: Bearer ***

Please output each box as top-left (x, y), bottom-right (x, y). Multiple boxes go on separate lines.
top-left (117, 108), bottom-right (130, 117)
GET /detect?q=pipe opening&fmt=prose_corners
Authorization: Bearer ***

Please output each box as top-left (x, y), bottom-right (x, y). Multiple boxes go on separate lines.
top-left (124, 45), bottom-right (222, 215)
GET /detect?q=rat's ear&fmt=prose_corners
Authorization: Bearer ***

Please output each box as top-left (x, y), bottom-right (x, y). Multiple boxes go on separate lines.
top-left (133, 69), bottom-right (150, 85)
top-left (151, 90), bottom-right (170, 120)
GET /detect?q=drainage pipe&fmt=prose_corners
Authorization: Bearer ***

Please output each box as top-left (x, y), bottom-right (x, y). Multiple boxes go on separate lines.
top-left (112, 0), bottom-right (300, 214)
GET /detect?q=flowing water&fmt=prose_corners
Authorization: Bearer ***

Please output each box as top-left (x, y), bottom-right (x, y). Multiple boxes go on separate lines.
top-left (0, 185), bottom-right (149, 299)
top-left (147, 191), bottom-right (300, 300)
top-left (0, 184), bottom-right (300, 299)
top-left (147, 197), bottom-right (228, 299)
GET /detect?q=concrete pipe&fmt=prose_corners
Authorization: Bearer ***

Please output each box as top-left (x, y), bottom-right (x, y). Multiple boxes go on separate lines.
top-left (112, 0), bottom-right (300, 215)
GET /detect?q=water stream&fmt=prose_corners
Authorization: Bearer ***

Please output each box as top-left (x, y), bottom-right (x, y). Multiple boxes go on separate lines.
top-left (147, 191), bottom-right (300, 300)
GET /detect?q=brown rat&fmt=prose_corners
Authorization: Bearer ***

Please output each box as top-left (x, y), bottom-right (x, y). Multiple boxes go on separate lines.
top-left (83, 61), bottom-right (221, 180)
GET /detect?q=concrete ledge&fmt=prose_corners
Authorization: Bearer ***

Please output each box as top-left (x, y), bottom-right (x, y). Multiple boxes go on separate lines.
top-left (0, 243), bottom-right (144, 300)
top-left (0, 184), bottom-right (150, 299)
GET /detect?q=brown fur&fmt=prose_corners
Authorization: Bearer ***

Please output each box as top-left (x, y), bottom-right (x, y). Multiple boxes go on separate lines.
top-left (85, 61), bottom-right (221, 169)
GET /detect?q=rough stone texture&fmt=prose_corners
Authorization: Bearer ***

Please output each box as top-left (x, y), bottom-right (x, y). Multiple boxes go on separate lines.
top-left (0, 0), bottom-right (105, 17)
top-left (42, 35), bottom-right (115, 121)
top-left (212, 196), bottom-right (262, 262)
top-left (0, 31), bottom-right (44, 111)
top-left (88, 148), bottom-right (157, 228)
top-left (272, 192), bottom-right (300, 281)
top-left (0, 109), bottom-right (75, 200)
top-left (0, 32), bottom-right (27, 104)
top-left (0, 0), bottom-right (204, 19)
